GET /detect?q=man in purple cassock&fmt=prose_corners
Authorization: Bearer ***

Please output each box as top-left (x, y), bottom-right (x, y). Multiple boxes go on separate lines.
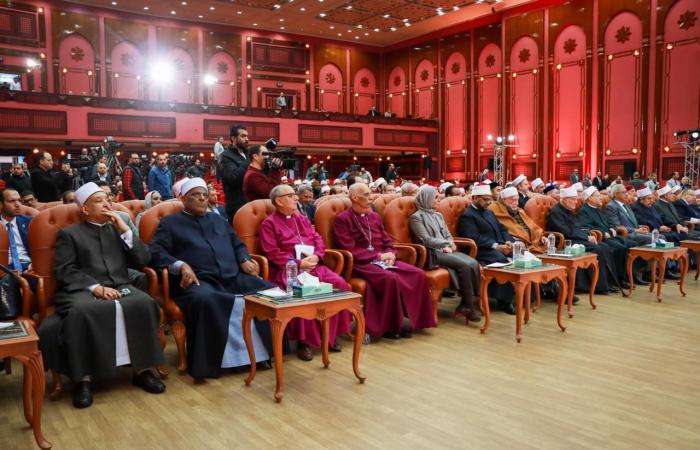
top-left (260, 184), bottom-right (352, 361)
top-left (333, 182), bottom-right (435, 339)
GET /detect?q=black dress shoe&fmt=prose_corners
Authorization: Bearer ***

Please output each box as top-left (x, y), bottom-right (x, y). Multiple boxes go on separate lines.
top-left (399, 329), bottom-right (413, 338)
top-left (608, 285), bottom-right (620, 293)
top-left (502, 303), bottom-right (516, 315)
top-left (296, 343), bottom-right (314, 361)
top-left (328, 342), bottom-right (342, 352)
top-left (382, 331), bottom-right (401, 340)
top-left (72, 381), bottom-right (93, 409)
top-left (133, 370), bottom-right (166, 394)
top-left (665, 271), bottom-right (680, 280)
top-left (633, 276), bottom-right (650, 286)
top-left (572, 296), bottom-right (580, 305)
top-left (256, 360), bottom-right (272, 370)
top-left (620, 280), bottom-right (631, 290)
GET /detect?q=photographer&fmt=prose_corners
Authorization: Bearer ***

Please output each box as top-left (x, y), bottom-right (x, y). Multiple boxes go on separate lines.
top-left (186, 159), bottom-right (205, 178)
top-left (385, 163), bottom-right (398, 183)
top-left (220, 125), bottom-right (250, 219)
top-left (31, 152), bottom-right (60, 202)
top-left (242, 144), bottom-right (283, 201)
top-left (54, 160), bottom-right (74, 195)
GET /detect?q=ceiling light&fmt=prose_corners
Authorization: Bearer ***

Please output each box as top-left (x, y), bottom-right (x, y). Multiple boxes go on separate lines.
top-left (280, 26), bottom-right (285, 30)
top-left (404, 22), bottom-right (411, 27)
top-left (273, 4), bottom-right (281, 9)
top-left (280, 18), bottom-right (284, 22)
top-left (143, 6), bottom-right (149, 10)
top-left (357, 25), bottom-right (363, 29)
top-left (402, 18), bottom-right (409, 22)
top-left (170, 10), bottom-right (176, 15)
top-left (330, 26), bottom-right (334, 29)
top-left (237, 11), bottom-right (242, 15)
top-left (390, 27), bottom-right (397, 31)
top-left (209, 6), bottom-right (215, 10)
top-left (181, 1), bottom-right (187, 5)
top-left (364, 32), bottom-right (369, 36)
top-left (337, 33), bottom-right (342, 36)
top-left (346, 5), bottom-right (353, 10)
top-left (198, 15), bottom-right (204, 18)
top-left (253, 23), bottom-right (258, 26)
top-left (373, 28), bottom-right (380, 32)
top-left (111, 1), bottom-right (117, 5)
top-left (319, 13), bottom-right (326, 18)
top-left (355, 36), bottom-right (359, 39)
top-left (453, 6), bottom-right (459, 11)
top-left (300, 7), bottom-right (306, 11)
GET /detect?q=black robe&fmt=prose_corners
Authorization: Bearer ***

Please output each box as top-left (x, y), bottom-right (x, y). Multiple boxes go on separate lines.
top-left (149, 211), bottom-right (275, 379)
top-left (38, 222), bottom-right (163, 382)
top-left (547, 203), bottom-right (614, 292)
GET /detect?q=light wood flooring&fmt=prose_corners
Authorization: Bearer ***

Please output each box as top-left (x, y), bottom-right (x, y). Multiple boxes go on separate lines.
top-left (1, 282), bottom-right (699, 450)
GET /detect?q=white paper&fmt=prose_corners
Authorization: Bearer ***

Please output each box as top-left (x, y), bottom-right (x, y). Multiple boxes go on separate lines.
top-left (297, 271), bottom-right (320, 286)
top-left (258, 287), bottom-right (290, 298)
top-left (295, 244), bottom-right (315, 260)
top-left (0, 322), bottom-right (14, 329)
top-left (486, 262), bottom-right (512, 268)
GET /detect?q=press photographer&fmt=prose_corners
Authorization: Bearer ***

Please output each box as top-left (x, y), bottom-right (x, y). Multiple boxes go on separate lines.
top-left (242, 143), bottom-right (285, 201)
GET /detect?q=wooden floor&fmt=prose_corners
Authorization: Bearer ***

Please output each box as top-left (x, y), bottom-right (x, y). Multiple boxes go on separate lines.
top-left (2, 282), bottom-right (699, 450)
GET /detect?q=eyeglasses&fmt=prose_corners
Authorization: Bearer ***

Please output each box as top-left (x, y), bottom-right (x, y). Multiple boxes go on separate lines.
top-left (279, 193), bottom-right (297, 199)
top-left (187, 192), bottom-right (208, 199)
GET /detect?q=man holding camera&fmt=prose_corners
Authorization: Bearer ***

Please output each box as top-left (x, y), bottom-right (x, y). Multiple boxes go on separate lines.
top-left (242, 145), bottom-right (283, 201)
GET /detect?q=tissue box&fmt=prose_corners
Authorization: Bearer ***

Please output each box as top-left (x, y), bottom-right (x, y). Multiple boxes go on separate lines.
top-left (564, 244), bottom-right (585, 256)
top-left (514, 258), bottom-right (542, 268)
top-left (292, 282), bottom-right (333, 297)
top-left (654, 241), bottom-right (674, 249)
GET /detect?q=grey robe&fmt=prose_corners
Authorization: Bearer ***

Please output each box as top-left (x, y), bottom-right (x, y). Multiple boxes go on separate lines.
top-left (39, 222), bottom-right (163, 382)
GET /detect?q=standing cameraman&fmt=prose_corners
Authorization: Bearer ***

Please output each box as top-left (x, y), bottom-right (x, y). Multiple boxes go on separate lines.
top-left (186, 159), bottom-right (205, 178)
top-left (219, 125), bottom-right (250, 220)
top-left (123, 153), bottom-right (145, 200)
top-left (31, 152), bottom-right (59, 202)
top-left (242, 144), bottom-right (283, 201)
top-left (54, 161), bottom-right (74, 195)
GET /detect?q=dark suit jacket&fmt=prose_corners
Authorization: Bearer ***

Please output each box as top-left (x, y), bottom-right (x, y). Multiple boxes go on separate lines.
top-left (219, 146), bottom-right (250, 219)
top-left (298, 202), bottom-right (316, 224)
top-left (673, 200), bottom-right (700, 222)
top-left (606, 200), bottom-right (639, 232)
top-left (458, 205), bottom-right (512, 265)
top-left (30, 168), bottom-right (59, 202)
top-left (654, 200), bottom-right (684, 226)
top-left (631, 202), bottom-right (665, 230)
top-left (578, 204), bottom-right (614, 235)
top-left (547, 203), bottom-right (589, 243)
top-left (6, 174), bottom-right (32, 194)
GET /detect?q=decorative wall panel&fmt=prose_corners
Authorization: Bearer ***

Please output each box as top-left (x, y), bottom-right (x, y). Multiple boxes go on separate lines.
top-left (110, 41), bottom-right (144, 100)
top-left (298, 125), bottom-right (362, 145)
top-left (374, 128), bottom-right (430, 148)
top-left (206, 51), bottom-right (238, 106)
top-left (0, 3), bottom-right (40, 46)
top-left (0, 108), bottom-right (67, 134)
top-left (203, 120), bottom-right (279, 141)
top-left (318, 63), bottom-right (343, 113)
top-left (353, 68), bottom-right (376, 115)
top-left (251, 39), bottom-right (307, 74)
top-left (444, 51), bottom-right (467, 152)
top-left (58, 34), bottom-right (96, 96)
top-left (414, 59), bottom-right (434, 119)
top-left (477, 43), bottom-right (502, 146)
top-left (387, 66), bottom-right (406, 117)
top-left (88, 113), bottom-right (176, 138)
top-left (509, 37), bottom-right (539, 161)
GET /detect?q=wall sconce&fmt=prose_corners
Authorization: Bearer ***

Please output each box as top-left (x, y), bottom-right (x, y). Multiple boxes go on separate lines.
top-left (607, 54), bottom-right (613, 61)
top-left (578, 150), bottom-right (584, 157)
top-left (446, 150), bottom-right (451, 155)
top-left (666, 43), bottom-right (673, 50)
top-left (634, 49), bottom-right (640, 56)
top-left (532, 153), bottom-right (537, 158)
top-left (632, 147), bottom-right (638, 154)
top-left (532, 69), bottom-right (538, 74)
top-left (605, 148), bottom-right (612, 155)
top-left (663, 145), bottom-right (670, 152)
top-left (556, 151), bottom-right (561, 158)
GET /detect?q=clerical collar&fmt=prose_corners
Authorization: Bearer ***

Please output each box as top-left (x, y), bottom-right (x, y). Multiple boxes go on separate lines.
top-left (86, 221), bottom-right (108, 227)
top-left (588, 204), bottom-right (597, 209)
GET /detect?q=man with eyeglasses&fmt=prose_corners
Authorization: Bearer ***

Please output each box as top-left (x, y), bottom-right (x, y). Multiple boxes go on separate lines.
top-left (242, 144), bottom-right (284, 202)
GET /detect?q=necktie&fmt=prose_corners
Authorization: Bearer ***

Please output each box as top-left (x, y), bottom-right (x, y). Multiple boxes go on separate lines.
top-left (6, 223), bottom-right (23, 272)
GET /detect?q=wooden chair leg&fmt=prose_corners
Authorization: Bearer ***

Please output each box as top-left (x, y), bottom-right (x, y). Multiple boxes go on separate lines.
top-left (49, 370), bottom-right (63, 400)
top-left (3, 357), bottom-right (11, 374)
top-left (171, 320), bottom-right (188, 373)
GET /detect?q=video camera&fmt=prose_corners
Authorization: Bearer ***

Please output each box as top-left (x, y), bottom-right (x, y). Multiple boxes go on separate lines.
top-left (263, 138), bottom-right (296, 170)
top-left (87, 136), bottom-right (124, 159)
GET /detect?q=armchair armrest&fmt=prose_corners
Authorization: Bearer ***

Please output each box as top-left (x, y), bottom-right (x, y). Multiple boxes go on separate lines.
top-left (334, 249), bottom-right (354, 281)
top-left (142, 267), bottom-right (159, 299)
top-left (16, 274), bottom-right (34, 320)
top-left (22, 271), bottom-right (50, 322)
top-left (394, 244), bottom-right (417, 266)
top-left (249, 254), bottom-right (269, 280)
top-left (591, 230), bottom-right (603, 243)
top-left (401, 243), bottom-right (427, 268)
top-left (453, 238), bottom-right (477, 258)
top-left (688, 222), bottom-right (695, 230)
top-left (323, 249), bottom-right (345, 276)
top-left (616, 227), bottom-right (629, 237)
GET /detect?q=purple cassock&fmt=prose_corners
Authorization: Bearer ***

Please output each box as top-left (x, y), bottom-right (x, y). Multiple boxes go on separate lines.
top-left (260, 211), bottom-right (352, 348)
top-left (333, 208), bottom-right (435, 337)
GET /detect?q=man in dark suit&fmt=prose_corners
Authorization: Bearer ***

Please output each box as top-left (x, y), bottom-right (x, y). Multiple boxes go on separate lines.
top-left (207, 188), bottom-right (228, 222)
top-left (606, 183), bottom-right (652, 245)
top-left (674, 189), bottom-right (700, 225)
top-left (219, 125), bottom-right (250, 222)
top-left (30, 152), bottom-right (60, 202)
top-left (578, 186), bottom-right (638, 287)
top-left (631, 187), bottom-right (685, 243)
top-left (654, 185), bottom-right (700, 239)
top-left (569, 168), bottom-right (580, 185)
top-left (458, 183), bottom-right (515, 313)
top-left (547, 186), bottom-right (615, 293)
top-left (5, 163), bottom-right (32, 194)
top-left (296, 185), bottom-right (316, 224)
top-left (0, 188), bottom-right (32, 272)
top-left (592, 171), bottom-right (604, 190)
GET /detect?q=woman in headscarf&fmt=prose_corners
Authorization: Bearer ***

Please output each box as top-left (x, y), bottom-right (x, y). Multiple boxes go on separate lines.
top-left (135, 190), bottom-right (163, 228)
top-left (410, 186), bottom-right (482, 323)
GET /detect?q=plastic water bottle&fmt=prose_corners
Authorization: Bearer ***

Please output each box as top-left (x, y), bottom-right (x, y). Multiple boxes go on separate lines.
top-left (285, 259), bottom-right (298, 295)
top-left (651, 229), bottom-right (659, 245)
top-left (513, 240), bottom-right (524, 262)
top-left (547, 234), bottom-right (557, 255)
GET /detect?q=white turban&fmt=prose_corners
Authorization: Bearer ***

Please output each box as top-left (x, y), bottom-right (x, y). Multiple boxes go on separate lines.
top-left (512, 174), bottom-right (527, 187)
top-left (560, 186), bottom-right (578, 198)
top-left (500, 187), bottom-right (518, 199)
top-left (531, 178), bottom-right (544, 190)
top-left (582, 186), bottom-right (598, 201)
top-left (439, 182), bottom-right (454, 193)
top-left (181, 177), bottom-right (207, 197)
top-left (75, 182), bottom-right (102, 206)
top-left (670, 185), bottom-right (681, 193)
top-left (657, 185), bottom-right (672, 196)
top-left (172, 178), bottom-right (188, 197)
top-left (573, 182), bottom-right (583, 192)
top-left (472, 184), bottom-right (491, 196)
top-left (637, 187), bottom-right (652, 197)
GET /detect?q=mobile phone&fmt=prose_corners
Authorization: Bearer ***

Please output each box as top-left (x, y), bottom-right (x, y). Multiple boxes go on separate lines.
top-left (120, 288), bottom-right (132, 297)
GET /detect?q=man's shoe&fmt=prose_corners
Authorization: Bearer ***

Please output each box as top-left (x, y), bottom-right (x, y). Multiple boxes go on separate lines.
top-left (296, 343), bottom-right (313, 361)
top-left (382, 332), bottom-right (401, 340)
top-left (665, 271), bottom-right (680, 280)
top-left (328, 342), bottom-right (342, 352)
top-left (620, 280), bottom-right (631, 290)
top-left (572, 296), bottom-right (580, 305)
top-left (608, 285), bottom-right (620, 293)
top-left (502, 303), bottom-right (516, 315)
top-left (633, 275), bottom-right (650, 286)
top-left (133, 370), bottom-right (166, 394)
top-left (256, 360), bottom-right (272, 370)
top-left (72, 381), bottom-right (93, 409)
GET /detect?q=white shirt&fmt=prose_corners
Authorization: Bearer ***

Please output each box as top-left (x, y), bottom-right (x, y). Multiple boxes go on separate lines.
top-left (214, 141), bottom-right (225, 160)
top-left (0, 216), bottom-right (30, 266)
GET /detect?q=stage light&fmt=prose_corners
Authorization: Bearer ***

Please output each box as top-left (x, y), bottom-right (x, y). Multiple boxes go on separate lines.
top-left (204, 75), bottom-right (217, 86)
top-left (486, 134), bottom-right (493, 141)
top-left (149, 61), bottom-right (174, 84)
top-left (507, 134), bottom-right (515, 142)
top-left (632, 147), bottom-right (638, 154)
top-left (495, 136), bottom-right (503, 144)
top-left (663, 145), bottom-right (670, 152)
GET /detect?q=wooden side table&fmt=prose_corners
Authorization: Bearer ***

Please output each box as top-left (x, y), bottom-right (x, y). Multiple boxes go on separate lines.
top-left (539, 253), bottom-right (599, 318)
top-left (679, 240), bottom-right (700, 280)
top-left (0, 320), bottom-right (51, 449)
top-left (626, 246), bottom-right (688, 302)
top-left (242, 292), bottom-right (366, 403)
top-left (479, 264), bottom-right (568, 343)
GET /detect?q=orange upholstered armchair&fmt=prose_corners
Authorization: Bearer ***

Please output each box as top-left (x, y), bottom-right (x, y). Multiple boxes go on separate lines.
top-left (19, 205), bottom-right (39, 217)
top-left (523, 194), bottom-right (567, 249)
top-left (371, 193), bottom-right (400, 217)
top-left (435, 196), bottom-right (478, 258)
top-left (382, 197), bottom-right (452, 324)
top-left (120, 200), bottom-right (145, 221)
top-left (26, 204), bottom-right (162, 397)
top-left (36, 201), bottom-right (62, 211)
top-left (0, 226), bottom-right (34, 374)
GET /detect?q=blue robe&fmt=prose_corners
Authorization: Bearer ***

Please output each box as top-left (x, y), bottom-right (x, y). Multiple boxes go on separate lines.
top-left (149, 211), bottom-right (275, 379)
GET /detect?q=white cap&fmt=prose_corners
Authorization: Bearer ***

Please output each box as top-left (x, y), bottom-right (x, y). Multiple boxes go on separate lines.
top-left (293, 179), bottom-right (302, 186)
top-left (582, 186), bottom-right (598, 201)
top-left (637, 187), bottom-right (652, 197)
top-left (75, 182), bottom-right (102, 206)
top-left (560, 186), bottom-right (578, 198)
top-left (512, 174), bottom-right (527, 187)
top-left (670, 185), bottom-right (681, 193)
top-left (181, 177), bottom-right (207, 197)
top-left (500, 186), bottom-right (518, 199)
top-left (694, 189), bottom-right (700, 196)
top-left (321, 185), bottom-right (330, 193)
top-left (439, 182), bottom-right (454, 193)
top-left (482, 178), bottom-right (492, 184)
top-left (472, 184), bottom-right (491, 196)
top-left (301, 179), bottom-right (312, 186)
top-left (374, 177), bottom-right (387, 187)
top-left (531, 178), bottom-right (544, 190)
top-left (172, 178), bottom-right (188, 197)
top-left (320, 180), bottom-right (328, 185)
top-left (573, 182), bottom-right (583, 192)
top-left (657, 185), bottom-right (672, 196)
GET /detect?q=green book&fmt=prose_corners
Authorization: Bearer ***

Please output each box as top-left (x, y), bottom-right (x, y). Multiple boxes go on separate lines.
top-left (0, 320), bottom-right (29, 340)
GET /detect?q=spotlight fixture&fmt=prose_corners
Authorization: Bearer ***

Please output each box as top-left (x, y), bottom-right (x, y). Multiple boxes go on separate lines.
top-left (204, 74), bottom-right (217, 86)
